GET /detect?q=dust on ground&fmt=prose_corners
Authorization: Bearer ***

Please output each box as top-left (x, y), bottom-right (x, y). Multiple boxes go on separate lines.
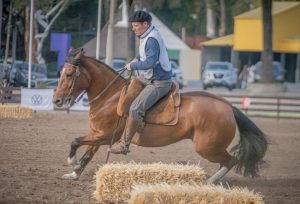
top-left (0, 111), bottom-right (299, 203)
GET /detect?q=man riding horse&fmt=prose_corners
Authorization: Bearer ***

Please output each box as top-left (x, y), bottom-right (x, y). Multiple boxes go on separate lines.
top-left (109, 10), bottom-right (173, 155)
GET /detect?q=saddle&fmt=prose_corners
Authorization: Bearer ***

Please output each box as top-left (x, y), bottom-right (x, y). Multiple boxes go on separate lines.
top-left (117, 77), bottom-right (180, 125)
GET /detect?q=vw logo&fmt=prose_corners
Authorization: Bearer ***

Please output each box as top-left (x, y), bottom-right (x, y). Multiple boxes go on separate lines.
top-left (82, 97), bottom-right (90, 107)
top-left (31, 94), bottom-right (43, 105)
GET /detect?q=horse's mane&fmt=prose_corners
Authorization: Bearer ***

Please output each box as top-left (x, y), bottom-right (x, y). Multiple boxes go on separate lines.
top-left (67, 48), bottom-right (125, 81)
top-left (84, 56), bottom-right (124, 78)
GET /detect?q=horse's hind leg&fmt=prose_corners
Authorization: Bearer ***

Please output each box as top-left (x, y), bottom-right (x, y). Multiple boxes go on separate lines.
top-left (205, 152), bottom-right (238, 184)
top-left (63, 145), bottom-right (99, 180)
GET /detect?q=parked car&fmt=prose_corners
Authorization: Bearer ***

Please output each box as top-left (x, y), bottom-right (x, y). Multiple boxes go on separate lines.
top-left (112, 59), bottom-right (127, 71)
top-left (0, 63), bottom-right (11, 80)
top-left (42, 78), bottom-right (59, 88)
top-left (9, 61), bottom-right (48, 87)
top-left (202, 61), bottom-right (237, 90)
top-left (254, 61), bottom-right (285, 81)
top-left (170, 60), bottom-right (184, 89)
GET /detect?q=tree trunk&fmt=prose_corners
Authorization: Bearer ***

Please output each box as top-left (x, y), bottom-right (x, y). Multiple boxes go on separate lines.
top-left (12, 26), bottom-right (17, 64)
top-left (4, 2), bottom-right (12, 64)
top-left (0, 0), bottom-right (3, 53)
top-left (261, 0), bottom-right (273, 82)
top-left (218, 0), bottom-right (226, 37)
top-left (206, 0), bottom-right (216, 38)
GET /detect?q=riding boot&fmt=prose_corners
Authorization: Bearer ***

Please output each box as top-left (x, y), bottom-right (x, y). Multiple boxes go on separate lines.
top-left (109, 118), bottom-right (140, 155)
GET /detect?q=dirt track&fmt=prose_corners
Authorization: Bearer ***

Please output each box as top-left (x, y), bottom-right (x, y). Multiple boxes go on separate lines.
top-left (0, 111), bottom-right (300, 203)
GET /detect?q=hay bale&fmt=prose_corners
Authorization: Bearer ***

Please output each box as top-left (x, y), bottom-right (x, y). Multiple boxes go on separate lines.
top-left (94, 162), bottom-right (206, 203)
top-left (129, 183), bottom-right (264, 204)
top-left (0, 105), bottom-right (32, 119)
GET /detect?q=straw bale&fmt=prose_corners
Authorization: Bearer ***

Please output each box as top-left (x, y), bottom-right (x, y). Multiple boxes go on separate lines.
top-left (129, 183), bottom-right (264, 204)
top-left (94, 162), bottom-right (206, 203)
top-left (0, 105), bottom-right (32, 119)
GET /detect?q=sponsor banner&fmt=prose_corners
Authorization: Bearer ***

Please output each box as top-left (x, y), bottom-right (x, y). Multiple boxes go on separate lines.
top-left (21, 88), bottom-right (54, 110)
top-left (70, 93), bottom-right (90, 111)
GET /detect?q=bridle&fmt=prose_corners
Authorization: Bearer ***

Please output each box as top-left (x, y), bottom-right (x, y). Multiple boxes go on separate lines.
top-left (63, 62), bottom-right (128, 107)
top-left (63, 62), bottom-right (90, 107)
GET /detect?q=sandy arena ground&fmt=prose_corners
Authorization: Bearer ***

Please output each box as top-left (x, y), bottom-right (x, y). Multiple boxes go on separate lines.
top-left (0, 111), bottom-right (299, 203)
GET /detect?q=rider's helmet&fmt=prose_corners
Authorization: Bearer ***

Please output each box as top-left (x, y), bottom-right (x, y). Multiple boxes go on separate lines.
top-left (129, 10), bottom-right (152, 23)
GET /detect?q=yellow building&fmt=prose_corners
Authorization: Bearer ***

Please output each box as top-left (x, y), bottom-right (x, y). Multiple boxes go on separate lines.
top-left (202, 2), bottom-right (300, 82)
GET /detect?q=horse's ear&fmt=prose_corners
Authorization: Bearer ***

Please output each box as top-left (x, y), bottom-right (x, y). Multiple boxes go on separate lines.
top-left (74, 48), bottom-right (84, 60)
top-left (69, 47), bottom-right (74, 53)
top-left (80, 48), bottom-right (84, 55)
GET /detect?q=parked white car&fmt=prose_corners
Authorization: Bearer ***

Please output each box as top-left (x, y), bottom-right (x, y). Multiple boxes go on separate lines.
top-left (254, 61), bottom-right (285, 81)
top-left (170, 60), bottom-right (184, 89)
top-left (202, 61), bottom-right (237, 90)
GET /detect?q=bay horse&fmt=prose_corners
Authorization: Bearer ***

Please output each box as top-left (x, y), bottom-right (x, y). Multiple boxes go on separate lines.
top-left (53, 48), bottom-right (268, 183)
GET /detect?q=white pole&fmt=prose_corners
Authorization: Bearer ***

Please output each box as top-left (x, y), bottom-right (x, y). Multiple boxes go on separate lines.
top-left (105, 0), bottom-right (115, 66)
top-left (28, 0), bottom-right (34, 88)
top-left (96, 0), bottom-right (102, 60)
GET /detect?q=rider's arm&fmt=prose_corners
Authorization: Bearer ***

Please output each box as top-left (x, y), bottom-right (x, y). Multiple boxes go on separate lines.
top-left (130, 37), bottom-right (159, 71)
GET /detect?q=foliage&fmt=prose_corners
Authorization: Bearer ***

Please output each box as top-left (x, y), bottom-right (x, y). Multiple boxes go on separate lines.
top-left (11, 0), bottom-right (56, 11)
top-left (144, 0), bottom-right (261, 36)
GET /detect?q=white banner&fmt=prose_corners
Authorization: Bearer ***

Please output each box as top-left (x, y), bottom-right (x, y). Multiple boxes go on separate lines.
top-left (70, 93), bottom-right (90, 111)
top-left (21, 88), bottom-right (54, 111)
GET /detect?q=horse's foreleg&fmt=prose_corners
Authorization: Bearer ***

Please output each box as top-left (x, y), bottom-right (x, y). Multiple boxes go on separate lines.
top-left (63, 134), bottom-right (107, 180)
top-left (67, 137), bottom-right (81, 167)
top-left (62, 145), bottom-right (100, 180)
top-left (67, 135), bottom-right (100, 166)
top-left (74, 145), bottom-right (100, 175)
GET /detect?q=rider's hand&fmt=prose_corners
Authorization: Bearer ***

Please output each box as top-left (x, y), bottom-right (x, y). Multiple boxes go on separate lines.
top-left (125, 63), bottom-right (131, 71)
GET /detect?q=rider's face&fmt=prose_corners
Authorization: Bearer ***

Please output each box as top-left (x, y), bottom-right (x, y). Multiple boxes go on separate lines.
top-left (131, 22), bottom-right (149, 37)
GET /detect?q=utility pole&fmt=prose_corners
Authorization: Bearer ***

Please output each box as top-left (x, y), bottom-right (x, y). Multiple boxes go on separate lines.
top-left (4, 2), bottom-right (12, 64)
top-left (105, 0), bottom-right (115, 66)
top-left (28, 0), bottom-right (34, 88)
top-left (96, 0), bottom-right (102, 60)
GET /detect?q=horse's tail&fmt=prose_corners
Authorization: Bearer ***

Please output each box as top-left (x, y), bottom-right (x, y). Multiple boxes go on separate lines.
top-left (231, 106), bottom-right (268, 177)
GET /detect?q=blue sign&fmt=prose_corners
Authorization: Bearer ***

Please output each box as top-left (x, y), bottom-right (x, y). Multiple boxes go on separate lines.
top-left (50, 33), bottom-right (71, 71)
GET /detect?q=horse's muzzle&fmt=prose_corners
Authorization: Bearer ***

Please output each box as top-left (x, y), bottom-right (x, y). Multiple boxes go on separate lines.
top-left (53, 96), bottom-right (63, 107)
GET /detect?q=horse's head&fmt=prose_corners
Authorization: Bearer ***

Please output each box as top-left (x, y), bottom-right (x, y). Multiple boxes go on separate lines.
top-left (53, 48), bottom-right (91, 108)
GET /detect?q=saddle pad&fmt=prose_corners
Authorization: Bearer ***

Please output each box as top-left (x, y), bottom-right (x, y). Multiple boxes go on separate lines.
top-left (117, 77), bottom-right (180, 125)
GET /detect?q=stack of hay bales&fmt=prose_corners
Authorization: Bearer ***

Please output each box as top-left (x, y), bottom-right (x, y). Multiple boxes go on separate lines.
top-left (94, 162), bottom-right (206, 203)
top-left (129, 183), bottom-right (264, 204)
top-left (0, 105), bottom-right (32, 119)
top-left (94, 162), bottom-right (264, 204)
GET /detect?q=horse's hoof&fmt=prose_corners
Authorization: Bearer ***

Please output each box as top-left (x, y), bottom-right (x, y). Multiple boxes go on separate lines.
top-left (62, 171), bottom-right (79, 180)
top-left (67, 156), bottom-right (78, 166)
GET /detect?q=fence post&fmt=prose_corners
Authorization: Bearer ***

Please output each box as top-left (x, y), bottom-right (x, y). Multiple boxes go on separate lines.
top-left (277, 98), bottom-right (280, 120)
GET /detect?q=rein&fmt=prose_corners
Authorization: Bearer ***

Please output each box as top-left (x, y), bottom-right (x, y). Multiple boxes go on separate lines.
top-left (88, 68), bottom-right (128, 104)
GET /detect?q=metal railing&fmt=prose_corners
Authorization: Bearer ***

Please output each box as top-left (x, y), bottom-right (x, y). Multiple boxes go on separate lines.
top-left (218, 94), bottom-right (300, 119)
top-left (1, 86), bottom-right (300, 119)
top-left (0, 86), bottom-right (21, 104)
